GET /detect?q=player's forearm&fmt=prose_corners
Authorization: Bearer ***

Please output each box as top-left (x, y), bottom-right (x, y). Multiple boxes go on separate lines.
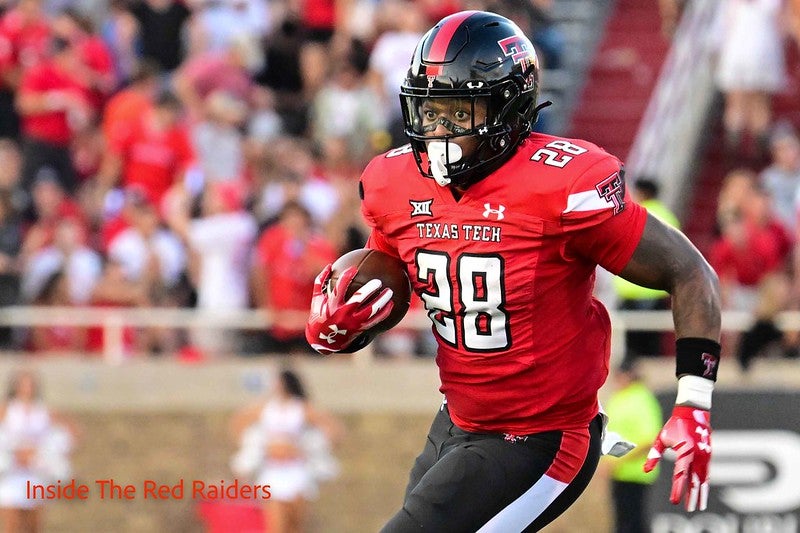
top-left (669, 261), bottom-right (721, 342)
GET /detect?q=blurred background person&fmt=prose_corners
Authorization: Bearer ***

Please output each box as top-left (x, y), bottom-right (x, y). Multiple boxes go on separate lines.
top-left (714, 0), bottom-right (791, 165)
top-left (184, 0), bottom-right (271, 56)
top-left (602, 358), bottom-right (663, 533)
top-left (27, 269), bottom-right (87, 353)
top-left (173, 33), bottom-right (264, 122)
top-left (0, 189), bottom-right (22, 349)
top-left (309, 51), bottom-right (387, 169)
top-left (20, 214), bottom-right (101, 310)
top-left (50, 8), bottom-right (117, 112)
top-left (189, 89), bottom-right (247, 185)
top-left (99, 0), bottom-right (141, 85)
top-left (128, 0), bottom-right (191, 74)
top-left (167, 181), bottom-right (257, 356)
top-left (231, 368), bottom-right (342, 533)
top-left (366, 0), bottom-right (426, 146)
top-left (250, 201), bottom-right (337, 355)
top-left (95, 89), bottom-right (194, 215)
top-left (0, 0), bottom-right (52, 140)
top-left (711, 173), bottom-right (793, 370)
top-left (104, 187), bottom-right (188, 355)
top-left (0, 369), bottom-right (76, 533)
top-left (759, 121), bottom-right (800, 234)
top-left (15, 35), bottom-right (93, 195)
top-left (252, 137), bottom-right (341, 230)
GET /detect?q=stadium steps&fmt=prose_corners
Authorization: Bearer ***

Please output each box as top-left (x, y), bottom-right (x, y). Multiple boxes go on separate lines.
top-left (537, 0), bottom-right (614, 135)
top-left (683, 42), bottom-right (800, 256)
top-left (565, 0), bottom-right (670, 159)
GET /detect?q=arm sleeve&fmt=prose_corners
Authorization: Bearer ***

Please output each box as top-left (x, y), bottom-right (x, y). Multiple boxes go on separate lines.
top-left (359, 165), bottom-right (402, 259)
top-left (365, 229), bottom-right (399, 257)
top-left (561, 158), bottom-right (648, 274)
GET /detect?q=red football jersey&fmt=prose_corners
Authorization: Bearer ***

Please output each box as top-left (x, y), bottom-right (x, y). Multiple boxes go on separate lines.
top-left (109, 114), bottom-right (195, 206)
top-left (361, 133), bottom-right (648, 434)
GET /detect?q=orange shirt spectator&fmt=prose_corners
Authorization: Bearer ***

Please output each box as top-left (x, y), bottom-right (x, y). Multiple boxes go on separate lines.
top-left (104, 91), bottom-right (194, 208)
top-left (101, 60), bottom-right (160, 143)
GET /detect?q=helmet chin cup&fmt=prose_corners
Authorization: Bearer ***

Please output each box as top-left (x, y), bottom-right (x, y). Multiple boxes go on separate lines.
top-left (427, 141), bottom-right (463, 187)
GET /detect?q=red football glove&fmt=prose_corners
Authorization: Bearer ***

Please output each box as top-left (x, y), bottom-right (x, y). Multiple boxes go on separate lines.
top-left (644, 405), bottom-right (712, 512)
top-left (305, 264), bottom-right (395, 355)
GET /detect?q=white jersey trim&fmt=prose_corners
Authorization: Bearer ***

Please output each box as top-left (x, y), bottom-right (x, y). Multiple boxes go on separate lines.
top-left (563, 190), bottom-right (609, 213)
top-left (475, 474), bottom-right (568, 532)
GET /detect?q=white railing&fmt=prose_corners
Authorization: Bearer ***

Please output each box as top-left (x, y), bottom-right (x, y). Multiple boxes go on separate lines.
top-left (1, 306), bottom-right (799, 364)
top-left (625, 0), bottom-right (720, 218)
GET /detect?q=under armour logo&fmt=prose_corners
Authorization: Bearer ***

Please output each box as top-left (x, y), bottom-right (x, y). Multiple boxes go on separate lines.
top-left (427, 75), bottom-right (435, 88)
top-left (466, 81), bottom-right (485, 89)
top-left (410, 199), bottom-right (434, 217)
top-left (701, 352), bottom-right (718, 378)
top-left (478, 126), bottom-right (489, 135)
top-left (319, 324), bottom-right (347, 344)
top-left (483, 203), bottom-right (505, 220)
top-left (696, 427), bottom-right (711, 452)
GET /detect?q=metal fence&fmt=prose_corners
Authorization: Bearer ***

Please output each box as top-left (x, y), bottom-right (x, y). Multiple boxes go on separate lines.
top-left (1, 306), bottom-right (799, 364)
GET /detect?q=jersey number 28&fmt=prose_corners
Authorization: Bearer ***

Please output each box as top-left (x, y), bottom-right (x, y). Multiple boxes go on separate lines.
top-left (415, 250), bottom-right (510, 352)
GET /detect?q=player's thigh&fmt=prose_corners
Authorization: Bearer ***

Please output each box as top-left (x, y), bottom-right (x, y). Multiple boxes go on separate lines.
top-left (403, 435), bottom-right (561, 532)
top-left (404, 406), bottom-right (452, 499)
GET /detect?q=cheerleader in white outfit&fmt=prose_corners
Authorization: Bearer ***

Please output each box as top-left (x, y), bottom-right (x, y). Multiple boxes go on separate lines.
top-left (0, 370), bottom-right (74, 533)
top-left (231, 369), bottom-right (342, 533)
top-left (715, 0), bottom-right (790, 158)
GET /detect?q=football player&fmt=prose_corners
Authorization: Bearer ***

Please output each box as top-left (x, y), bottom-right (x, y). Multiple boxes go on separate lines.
top-left (306, 10), bottom-right (721, 532)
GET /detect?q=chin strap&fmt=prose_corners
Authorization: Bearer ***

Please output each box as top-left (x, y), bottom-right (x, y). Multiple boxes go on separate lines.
top-left (531, 100), bottom-right (552, 126)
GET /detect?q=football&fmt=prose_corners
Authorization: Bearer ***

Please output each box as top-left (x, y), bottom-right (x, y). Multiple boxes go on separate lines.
top-left (328, 248), bottom-right (412, 333)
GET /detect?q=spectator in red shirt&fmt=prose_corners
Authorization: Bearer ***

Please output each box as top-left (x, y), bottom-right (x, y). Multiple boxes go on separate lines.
top-left (15, 36), bottom-right (94, 194)
top-left (173, 33), bottom-right (264, 121)
top-left (0, 0), bottom-right (51, 138)
top-left (97, 89), bottom-right (195, 212)
top-left (52, 9), bottom-right (118, 111)
top-left (711, 186), bottom-right (793, 370)
top-left (251, 201), bottom-right (338, 354)
top-left (81, 60), bottom-right (160, 222)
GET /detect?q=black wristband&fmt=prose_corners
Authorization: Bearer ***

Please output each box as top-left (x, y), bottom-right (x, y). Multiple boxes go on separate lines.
top-left (676, 337), bottom-right (721, 381)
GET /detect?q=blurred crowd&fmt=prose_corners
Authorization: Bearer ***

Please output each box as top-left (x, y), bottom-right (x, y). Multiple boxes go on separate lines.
top-left (0, 0), bottom-right (797, 366)
top-left (705, 0), bottom-right (800, 371)
top-left (709, 124), bottom-right (800, 371)
top-left (0, 0), bottom-right (563, 358)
